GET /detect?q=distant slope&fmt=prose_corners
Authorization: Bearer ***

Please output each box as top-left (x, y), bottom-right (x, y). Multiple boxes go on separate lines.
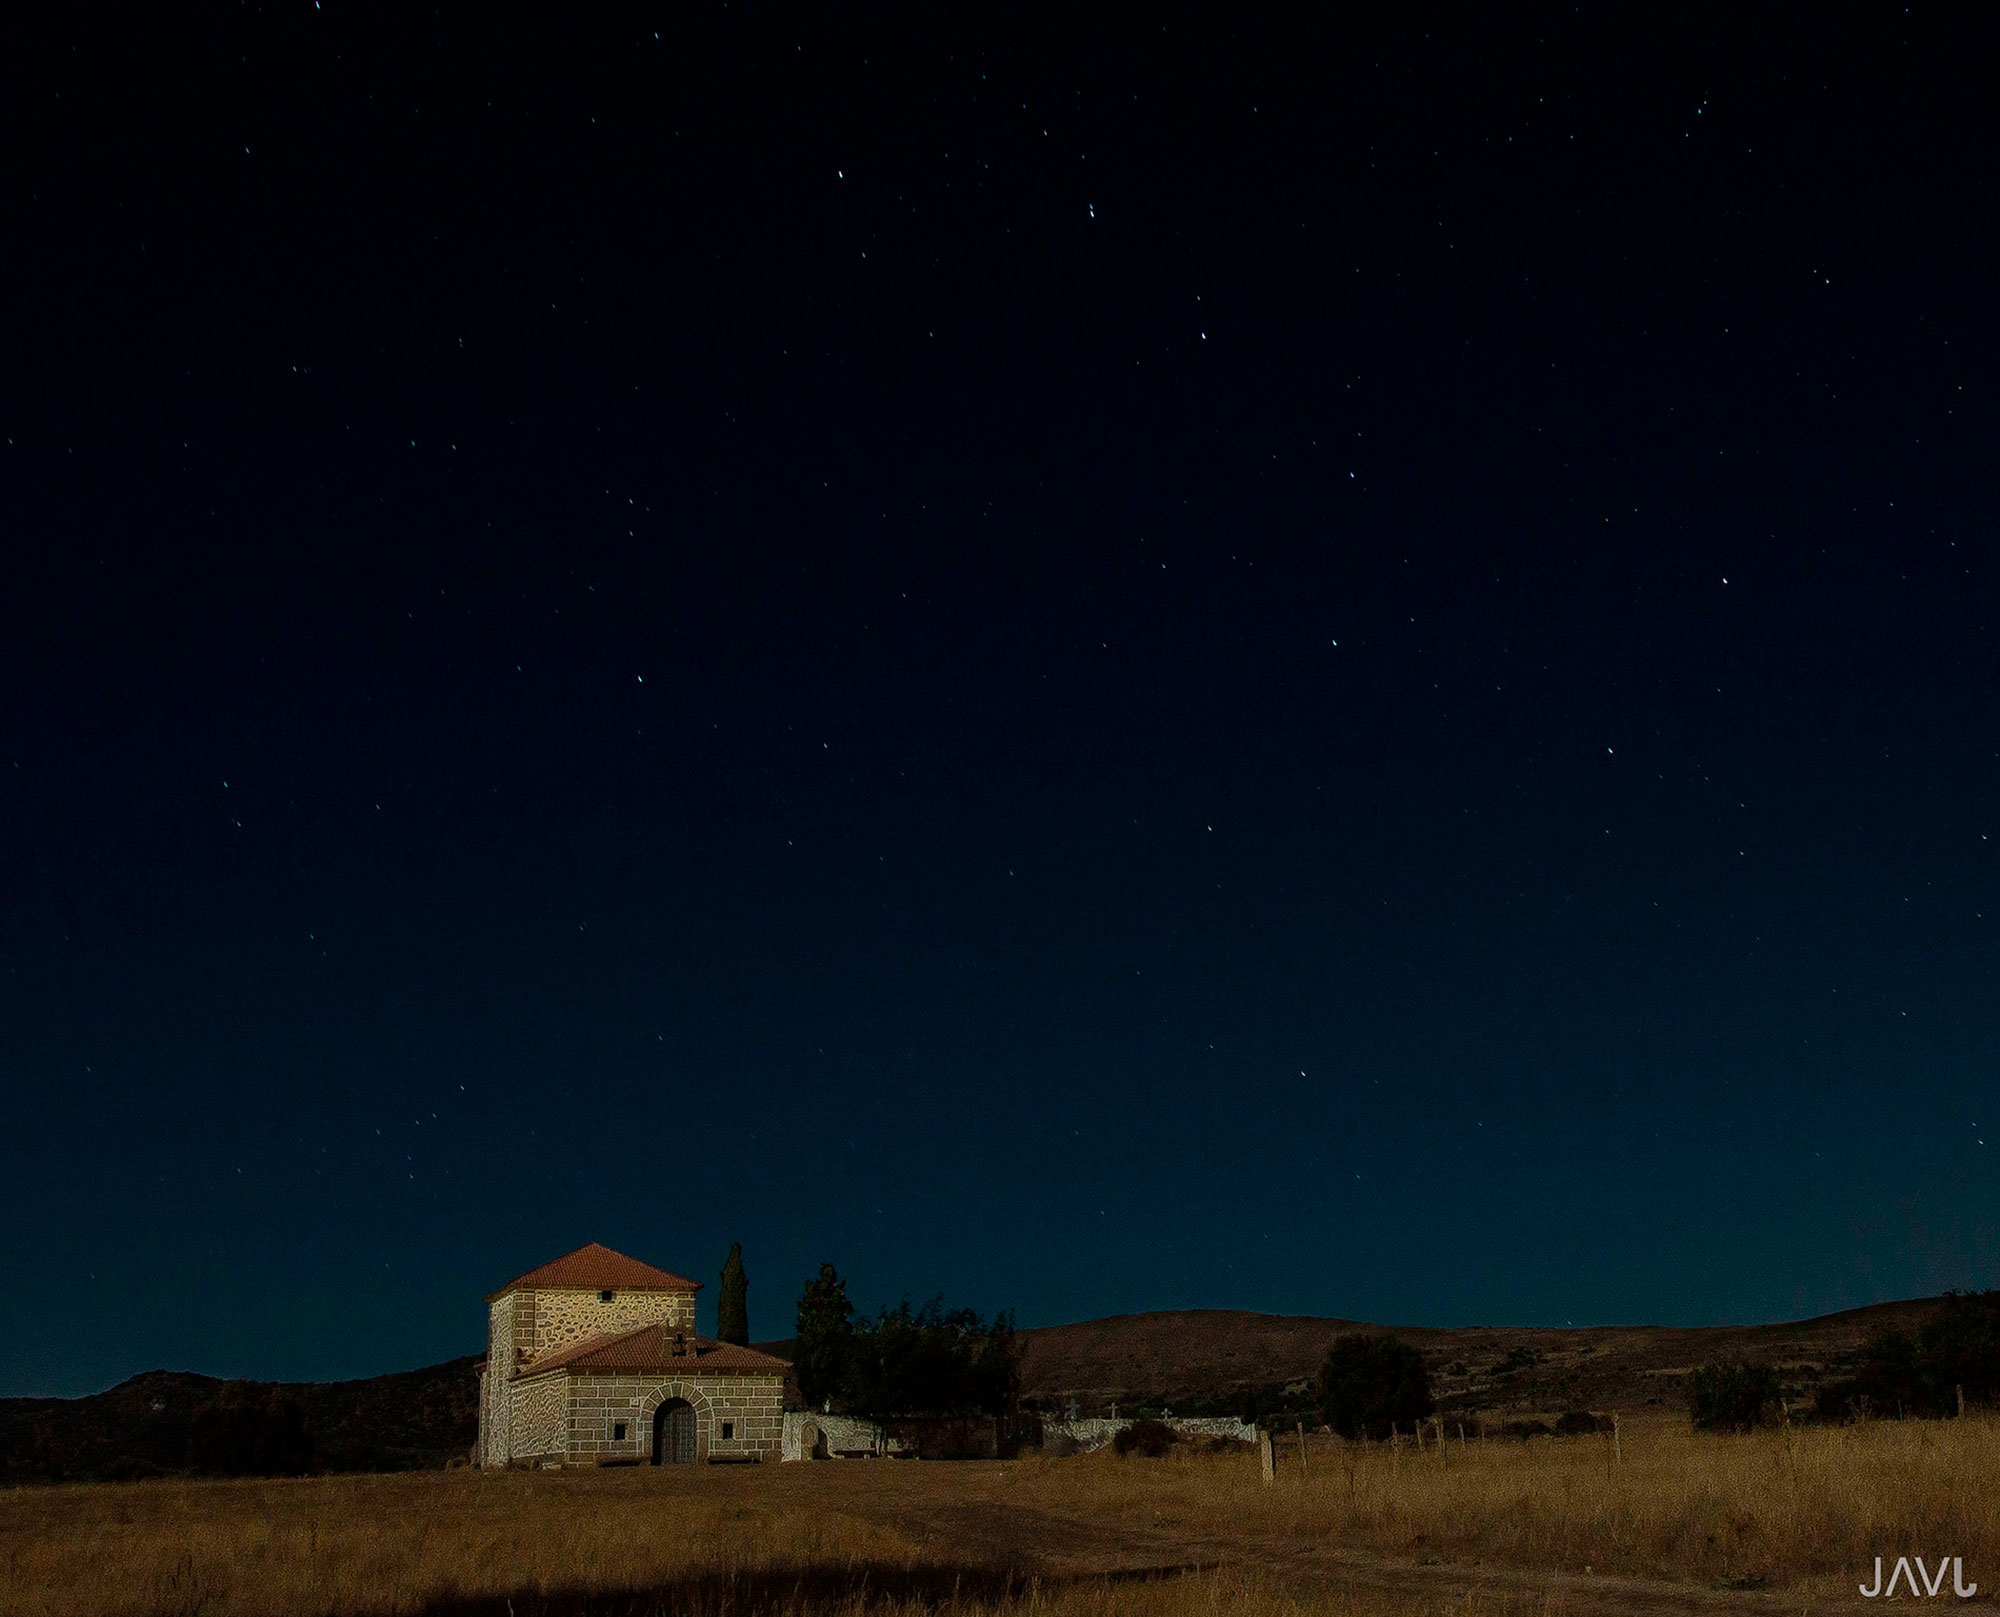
top-left (4, 1296), bottom-right (1952, 1486)
top-left (1016, 1298), bottom-right (1948, 1416)
top-left (0, 1356), bottom-right (480, 1486)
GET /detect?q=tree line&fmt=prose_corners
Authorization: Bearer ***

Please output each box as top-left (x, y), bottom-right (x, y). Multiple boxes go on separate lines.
top-left (1692, 1291), bottom-right (2000, 1430)
top-left (793, 1263), bottom-right (1019, 1419)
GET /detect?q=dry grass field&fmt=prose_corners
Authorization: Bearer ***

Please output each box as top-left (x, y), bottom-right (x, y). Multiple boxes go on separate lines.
top-left (4, 1415), bottom-right (1996, 1616)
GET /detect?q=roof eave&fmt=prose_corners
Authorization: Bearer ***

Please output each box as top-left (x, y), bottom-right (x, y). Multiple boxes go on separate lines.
top-left (484, 1278), bottom-right (704, 1304)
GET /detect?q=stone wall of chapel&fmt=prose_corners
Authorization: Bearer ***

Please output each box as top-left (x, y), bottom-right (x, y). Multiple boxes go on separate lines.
top-left (477, 1285), bottom-right (702, 1465)
top-left (479, 1293), bottom-right (522, 1466)
top-left (511, 1374), bottom-right (568, 1462)
top-left (510, 1290), bottom-right (537, 1362)
top-left (565, 1372), bottom-right (784, 1464)
top-left (523, 1288), bottom-right (696, 1362)
top-left (477, 1367), bottom-right (492, 1466)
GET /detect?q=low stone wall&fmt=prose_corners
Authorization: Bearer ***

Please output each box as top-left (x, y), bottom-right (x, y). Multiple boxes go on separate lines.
top-left (780, 1411), bottom-right (1254, 1459)
top-left (781, 1411), bottom-right (900, 1460)
top-left (1042, 1416), bottom-right (1257, 1453)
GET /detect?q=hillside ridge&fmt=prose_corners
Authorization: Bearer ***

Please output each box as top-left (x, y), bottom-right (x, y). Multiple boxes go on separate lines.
top-left (1013, 1297), bottom-right (1947, 1417)
top-left (2, 1296), bottom-right (1950, 1483)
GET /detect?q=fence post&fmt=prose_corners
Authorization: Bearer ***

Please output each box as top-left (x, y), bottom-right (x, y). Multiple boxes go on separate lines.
top-left (1297, 1419), bottom-right (1308, 1478)
top-left (1259, 1428), bottom-right (1275, 1484)
top-left (1612, 1412), bottom-right (1623, 1465)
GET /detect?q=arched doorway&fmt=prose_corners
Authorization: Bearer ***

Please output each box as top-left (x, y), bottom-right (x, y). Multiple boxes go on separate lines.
top-left (652, 1398), bottom-right (697, 1465)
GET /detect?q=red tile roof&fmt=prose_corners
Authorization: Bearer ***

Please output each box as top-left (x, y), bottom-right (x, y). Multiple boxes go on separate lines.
top-left (515, 1324), bottom-right (791, 1379)
top-left (486, 1242), bottom-right (702, 1301)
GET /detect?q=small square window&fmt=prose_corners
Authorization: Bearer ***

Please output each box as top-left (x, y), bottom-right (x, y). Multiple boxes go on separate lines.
top-left (720, 1420), bottom-right (734, 1440)
top-left (612, 1422), bottom-right (627, 1441)
top-left (599, 1289), bottom-right (615, 1302)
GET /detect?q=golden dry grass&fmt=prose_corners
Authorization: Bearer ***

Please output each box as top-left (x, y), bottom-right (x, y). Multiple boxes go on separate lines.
top-left (1035, 1412), bottom-right (2000, 1587)
top-left (2, 1415), bottom-right (1995, 1616)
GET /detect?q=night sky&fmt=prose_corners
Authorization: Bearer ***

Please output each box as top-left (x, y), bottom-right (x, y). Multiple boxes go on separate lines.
top-left (4, 8), bottom-right (1997, 1398)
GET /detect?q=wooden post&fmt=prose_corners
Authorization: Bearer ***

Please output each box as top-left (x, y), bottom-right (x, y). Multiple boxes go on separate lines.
top-left (1297, 1419), bottom-right (1308, 1478)
top-left (1958, 1384), bottom-right (1967, 1419)
top-left (1612, 1412), bottom-right (1622, 1465)
top-left (1259, 1429), bottom-right (1275, 1484)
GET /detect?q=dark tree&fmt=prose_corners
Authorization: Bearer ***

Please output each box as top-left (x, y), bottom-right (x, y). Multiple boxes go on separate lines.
top-left (794, 1262), bottom-right (855, 1411)
top-left (1315, 1334), bottom-right (1434, 1440)
top-left (1688, 1362), bottom-right (1781, 1431)
top-left (843, 1297), bottom-right (1019, 1419)
top-left (717, 1242), bottom-right (750, 1346)
top-left (968, 1309), bottom-right (1021, 1414)
top-left (1817, 1292), bottom-right (2000, 1421)
top-left (1844, 1331), bottom-right (1924, 1418)
top-left (1913, 1291), bottom-right (2000, 1409)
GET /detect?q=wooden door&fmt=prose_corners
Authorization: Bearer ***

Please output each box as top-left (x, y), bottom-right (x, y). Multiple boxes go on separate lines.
top-left (652, 1398), bottom-right (696, 1464)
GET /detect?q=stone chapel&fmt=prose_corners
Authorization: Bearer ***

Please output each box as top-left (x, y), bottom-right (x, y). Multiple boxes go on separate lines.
top-left (476, 1241), bottom-right (789, 1467)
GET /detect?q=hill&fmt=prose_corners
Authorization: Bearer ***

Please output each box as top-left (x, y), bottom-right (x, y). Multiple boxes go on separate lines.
top-left (0, 1356), bottom-right (481, 1485)
top-left (1013, 1297), bottom-right (1950, 1419)
top-left (2, 1296), bottom-right (1954, 1484)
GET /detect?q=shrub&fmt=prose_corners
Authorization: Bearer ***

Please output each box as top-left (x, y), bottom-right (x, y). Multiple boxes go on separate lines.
top-left (1555, 1410), bottom-right (1607, 1436)
top-left (1688, 1362), bottom-right (1780, 1432)
top-left (1113, 1418), bottom-right (1177, 1458)
top-left (1917, 1291), bottom-right (2000, 1406)
top-left (1815, 1295), bottom-right (2000, 1421)
top-left (1316, 1334), bottom-right (1434, 1441)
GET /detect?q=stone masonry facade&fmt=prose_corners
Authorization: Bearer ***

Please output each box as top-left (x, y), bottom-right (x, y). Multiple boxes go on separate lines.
top-left (481, 1283), bottom-right (698, 1466)
top-left (489, 1286), bottom-right (698, 1384)
top-left (476, 1244), bottom-right (785, 1469)
top-left (562, 1373), bottom-right (783, 1464)
top-left (491, 1368), bottom-right (784, 1467)
top-left (509, 1370), bottom-right (568, 1460)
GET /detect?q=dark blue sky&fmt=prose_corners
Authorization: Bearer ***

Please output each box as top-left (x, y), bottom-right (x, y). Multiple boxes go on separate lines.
top-left (3, 7), bottom-right (1997, 1396)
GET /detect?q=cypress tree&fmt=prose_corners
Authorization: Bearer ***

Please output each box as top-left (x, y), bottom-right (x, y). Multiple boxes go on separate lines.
top-left (717, 1242), bottom-right (750, 1345)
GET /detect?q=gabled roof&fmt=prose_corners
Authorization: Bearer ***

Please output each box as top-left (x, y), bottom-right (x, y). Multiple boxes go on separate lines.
top-left (514, 1324), bottom-right (791, 1380)
top-left (486, 1242), bottom-right (702, 1302)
